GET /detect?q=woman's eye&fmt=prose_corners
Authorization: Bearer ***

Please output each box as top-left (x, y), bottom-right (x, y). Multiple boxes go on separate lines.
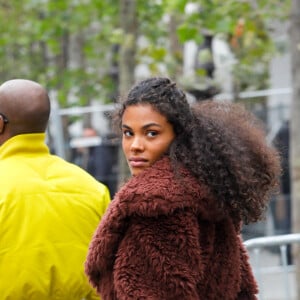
top-left (147, 131), bottom-right (158, 137)
top-left (123, 130), bottom-right (133, 137)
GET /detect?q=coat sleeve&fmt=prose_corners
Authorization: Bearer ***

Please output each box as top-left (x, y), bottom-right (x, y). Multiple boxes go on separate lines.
top-left (113, 210), bottom-right (203, 300)
top-left (85, 200), bottom-right (129, 298)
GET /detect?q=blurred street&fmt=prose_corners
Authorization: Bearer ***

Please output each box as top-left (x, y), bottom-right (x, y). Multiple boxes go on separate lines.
top-left (244, 216), bottom-right (297, 300)
top-left (242, 210), bottom-right (296, 300)
top-left (247, 249), bottom-right (297, 300)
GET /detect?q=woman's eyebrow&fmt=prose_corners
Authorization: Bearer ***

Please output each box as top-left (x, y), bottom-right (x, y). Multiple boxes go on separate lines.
top-left (142, 123), bottom-right (162, 130)
top-left (122, 123), bottom-right (162, 130)
top-left (122, 124), bottom-right (131, 129)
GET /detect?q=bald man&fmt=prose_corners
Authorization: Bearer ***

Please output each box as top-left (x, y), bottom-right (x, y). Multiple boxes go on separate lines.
top-left (0, 79), bottom-right (110, 299)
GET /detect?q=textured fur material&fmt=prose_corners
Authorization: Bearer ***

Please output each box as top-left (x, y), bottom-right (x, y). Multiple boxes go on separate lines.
top-left (85, 156), bottom-right (258, 299)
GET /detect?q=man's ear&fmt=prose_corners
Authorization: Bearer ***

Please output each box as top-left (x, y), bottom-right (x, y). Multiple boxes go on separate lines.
top-left (0, 115), bottom-right (5, 134)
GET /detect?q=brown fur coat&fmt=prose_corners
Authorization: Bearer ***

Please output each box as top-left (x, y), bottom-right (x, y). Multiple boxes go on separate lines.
top-left (85, 156), bottom-right (258, 299)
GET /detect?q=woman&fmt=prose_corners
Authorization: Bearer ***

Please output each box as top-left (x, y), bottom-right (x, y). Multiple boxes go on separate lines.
top-left (85, 77), bottom-right (280, 299)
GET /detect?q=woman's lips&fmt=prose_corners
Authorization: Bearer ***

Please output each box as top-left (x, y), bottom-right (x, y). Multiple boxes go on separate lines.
top-left (128, 158), bottom-right (148, 168)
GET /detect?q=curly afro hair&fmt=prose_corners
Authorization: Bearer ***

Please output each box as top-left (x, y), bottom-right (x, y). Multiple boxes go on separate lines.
top-left (175, 100), bottom-right (281, 224)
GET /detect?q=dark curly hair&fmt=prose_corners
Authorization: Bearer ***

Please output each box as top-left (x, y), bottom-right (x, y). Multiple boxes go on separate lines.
top-left (114, 77), bottom-right (281, 224)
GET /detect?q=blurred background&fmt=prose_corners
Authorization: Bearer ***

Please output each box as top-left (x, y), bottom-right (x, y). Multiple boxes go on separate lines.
top-left (0, 0), bottom-right (294, 236)
top-left (1, 1), bottom-right (299, 297)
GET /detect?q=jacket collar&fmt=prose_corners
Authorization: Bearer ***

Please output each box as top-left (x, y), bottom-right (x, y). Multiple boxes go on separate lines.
top-left (0, 133), bottom-right (49, 160)
top-left (114, 156), bottom-right (224, 221)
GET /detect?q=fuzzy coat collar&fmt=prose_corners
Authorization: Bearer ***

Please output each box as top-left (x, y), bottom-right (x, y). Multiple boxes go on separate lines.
top-left (114, 156), bottom-right (224, 221)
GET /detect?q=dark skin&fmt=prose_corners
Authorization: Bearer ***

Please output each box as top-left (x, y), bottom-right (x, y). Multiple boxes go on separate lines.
top-left (0, 79), bottom-right (50, 146)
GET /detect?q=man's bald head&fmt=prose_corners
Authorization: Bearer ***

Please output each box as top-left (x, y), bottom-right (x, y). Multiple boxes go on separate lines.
top-left (0, 79), bottom-right (50, 138)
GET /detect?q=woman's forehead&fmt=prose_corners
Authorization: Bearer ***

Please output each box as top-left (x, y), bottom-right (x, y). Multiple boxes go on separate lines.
top-left (122, 104), bottom-right (168, 126)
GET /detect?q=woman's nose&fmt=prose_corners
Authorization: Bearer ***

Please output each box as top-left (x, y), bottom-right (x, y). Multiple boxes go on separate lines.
top-left (130, 136), bottom-right (144, 152)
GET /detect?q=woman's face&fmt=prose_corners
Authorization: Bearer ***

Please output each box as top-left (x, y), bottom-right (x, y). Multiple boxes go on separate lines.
top-left (121, 103), bottom-right (175, 176)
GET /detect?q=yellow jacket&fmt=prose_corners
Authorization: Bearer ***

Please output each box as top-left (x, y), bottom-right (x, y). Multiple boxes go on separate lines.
top-left (0, 133), bottom-right (110, 300)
